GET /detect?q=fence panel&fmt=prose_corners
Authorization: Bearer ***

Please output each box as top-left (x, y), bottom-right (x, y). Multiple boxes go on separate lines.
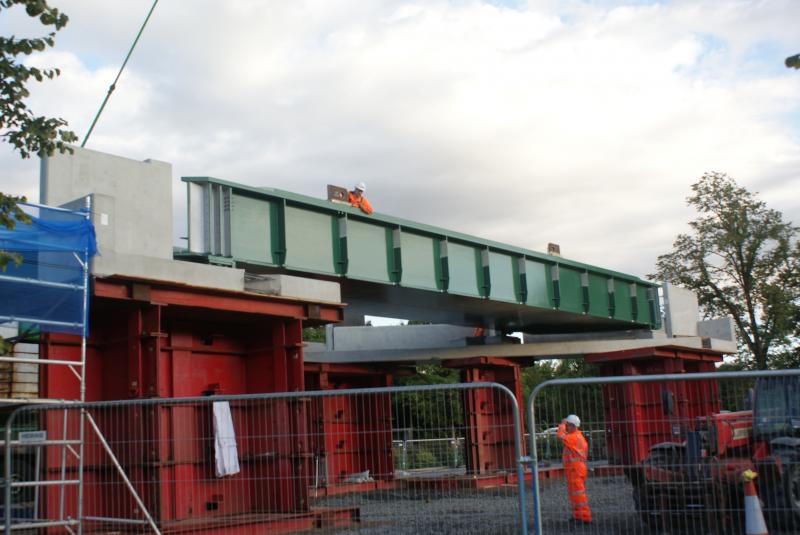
top-left (528, 369), bottom-right (800, 535)
top-left (3, 382), bottom-right (527, 535)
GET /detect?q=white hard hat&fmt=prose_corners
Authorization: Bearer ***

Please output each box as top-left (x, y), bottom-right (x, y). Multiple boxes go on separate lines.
top-left (355, 182), bottom-right (366, 192)
top-left (565, 414), bottom-right (581, 428)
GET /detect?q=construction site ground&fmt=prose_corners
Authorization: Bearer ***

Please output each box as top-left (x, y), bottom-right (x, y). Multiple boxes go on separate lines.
top-left (316, 475), bottom-right (797, 535)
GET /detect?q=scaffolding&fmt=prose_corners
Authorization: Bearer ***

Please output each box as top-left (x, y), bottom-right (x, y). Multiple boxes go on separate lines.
top-left (0, 198), bottom-right (93, 533)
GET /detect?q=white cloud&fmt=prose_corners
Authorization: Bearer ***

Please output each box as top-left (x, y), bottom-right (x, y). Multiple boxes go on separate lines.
top-left (1, 0), bottom-right (798, 279)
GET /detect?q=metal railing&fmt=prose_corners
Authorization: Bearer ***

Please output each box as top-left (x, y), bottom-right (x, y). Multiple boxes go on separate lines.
top-left (527, 369), bottom-right (800, 535)
top-left (4, 382), bottom-right (528, 535)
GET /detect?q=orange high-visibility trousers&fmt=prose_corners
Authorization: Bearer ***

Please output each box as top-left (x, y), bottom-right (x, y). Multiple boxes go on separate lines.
top-left (565, 461), bottom-right (592, 522)
top-left (557, 423), bottom-right (592, 523)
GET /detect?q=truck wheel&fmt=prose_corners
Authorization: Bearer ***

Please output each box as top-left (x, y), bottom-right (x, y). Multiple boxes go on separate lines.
top-left (635, 447), bottom-right (709, 534)
top-left (632, 485), bottom-right (662, 531)
top-left (785, 462), bottom-right (800, 523)
top-left (768, 459), bottom-right (800, 530)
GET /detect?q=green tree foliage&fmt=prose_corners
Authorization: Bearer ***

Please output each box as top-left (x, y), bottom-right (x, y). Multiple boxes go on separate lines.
top-left (653, 172), bottom-right (800, 370)
top-left (770, 345), bottom-right (800, 370)
top-left (0, 194), bottom-right (28, 353)
top-left (302, 325), bottom-right (326, 343)
top-left (520, 359), bottom-right (599, 402)
top-left (0, 193), bottom-right (30, 270)
top-left (393, 364), bottom-right (463, 438)
top-left (1, 0), bottom-right (77, 159)
top-left (395, 363), bottom-right (461, 387)
top-left (521, 359), bottom-right (602, 431)
top-left (1, 0), bottom-right (77, 350)
top-left (1, 0), bottom-right (77, 259)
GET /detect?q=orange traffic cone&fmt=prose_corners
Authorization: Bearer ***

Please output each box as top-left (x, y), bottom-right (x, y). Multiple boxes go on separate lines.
top-left (742, 470), bottom-right (768, 535)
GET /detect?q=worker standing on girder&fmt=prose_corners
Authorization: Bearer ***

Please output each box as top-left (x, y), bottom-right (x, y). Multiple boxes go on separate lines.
top-left (348, 182), bottom-right (373, 215)
top-left (557, 414), bottom-right (592, 523)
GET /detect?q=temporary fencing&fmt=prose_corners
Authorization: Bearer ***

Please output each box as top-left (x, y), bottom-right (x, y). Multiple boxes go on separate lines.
top-left (3, 382), bottom-right (528, 535)
top-left (527, 369), bottom-right (800, 535)
top-left (392, 432), bottom-right (465, 471)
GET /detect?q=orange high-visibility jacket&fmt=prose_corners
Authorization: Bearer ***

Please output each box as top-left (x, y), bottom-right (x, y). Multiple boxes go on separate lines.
top-left (557, 423), bottom-right (592, 522)
top-left (556, 423), bottom-right (588, 465)
top-left (348, 192), bottom-right (373, 215)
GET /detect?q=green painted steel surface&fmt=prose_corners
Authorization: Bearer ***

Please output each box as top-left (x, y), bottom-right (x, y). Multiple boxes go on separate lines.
top-left (488, 251), bottom-right (517, 303)
top-left (181, 176), bottom-right (661, 331)
top-left (284, 206), bottom-right (339, 274)
top-left (637, 284), bottom-right (655, 325)
top-left (587, 273), bottom-right (610, 317)
top-left (230, 193), bottom-right (272, 263)
top-left (346, 220), bottom-right (394, 283)
top-left (524, 260), bottom-right (551, 309)
top-left (399, 232), bottom-right (441, 291)
top-left (556, 266), bottom-right (583, 315)
top-left (446, 242), bottom-right (482, 298)
top-left (612, 279), bottom-right (633, 320)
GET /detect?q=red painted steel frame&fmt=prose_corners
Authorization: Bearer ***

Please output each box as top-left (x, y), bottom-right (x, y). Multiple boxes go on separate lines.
top-left (38, 275), bottom-right (345, 530)
top-left (445, 357), bottom-right (523, 475)
top-left (586, 346), bottom-right (723, 466)
top-left (304, 363), bottom-right (394, 493)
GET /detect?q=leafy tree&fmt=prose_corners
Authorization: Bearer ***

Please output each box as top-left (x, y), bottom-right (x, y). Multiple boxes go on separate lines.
top-left (1, 0), bottom-right (76, 351)
top-left (0, 193), bottom-right (30, 270)
top-left (302, 325), bottom-right (326, 343)
top-left (520, 359), bottom-right (599, 402)
top-left (2, 0), bottom-right (76, 267)
top-left (521, 359), bottom-right (602, 432)
top-left (768, 348), bottom-right (800, 370)
top-left (1, 0), bottom-right (76, 159)
top-left (653, 172), bottom-right (800, 369)
top-left (395, 363), bottom-right (461, 387)
top-left (393, 364), bottom-right (462, 442)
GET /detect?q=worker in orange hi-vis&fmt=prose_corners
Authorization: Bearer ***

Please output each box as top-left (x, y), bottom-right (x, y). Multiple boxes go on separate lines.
top-left (557, 414), bottom-right (592, 523)
top-left (348, 182), bottom-right (373, 215)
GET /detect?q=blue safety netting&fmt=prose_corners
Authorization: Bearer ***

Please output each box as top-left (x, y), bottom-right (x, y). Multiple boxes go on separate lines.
top-left (0, 203), bottom-right (97, 336)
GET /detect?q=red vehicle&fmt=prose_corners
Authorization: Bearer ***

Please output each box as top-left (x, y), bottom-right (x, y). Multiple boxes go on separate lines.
top-left (632, 376), bottom-right (800, 532)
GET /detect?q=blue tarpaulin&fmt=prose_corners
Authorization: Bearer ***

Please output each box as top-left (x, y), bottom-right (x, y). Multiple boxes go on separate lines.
top-left (0, 203), bottom-right (97, 336)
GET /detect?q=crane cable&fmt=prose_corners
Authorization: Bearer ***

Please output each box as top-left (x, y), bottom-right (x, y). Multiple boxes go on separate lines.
top-left (81, 0), bottom-right (159, 147)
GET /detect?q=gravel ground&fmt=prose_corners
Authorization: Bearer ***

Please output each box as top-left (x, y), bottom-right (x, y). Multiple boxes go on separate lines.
top-left (314, 475), bottom-right (798, 535)
top-left (317, 486), bottom-right (524, 535)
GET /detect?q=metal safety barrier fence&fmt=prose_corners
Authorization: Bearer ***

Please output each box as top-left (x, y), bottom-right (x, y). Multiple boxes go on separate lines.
top-left (527, 369), bottom-right (800, 535)
top-left (391, 435), bottom-right (466, 471)
top-left (3, 382), bottom-right (528, 535)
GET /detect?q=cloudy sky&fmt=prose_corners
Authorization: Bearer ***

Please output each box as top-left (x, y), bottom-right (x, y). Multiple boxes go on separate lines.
top-left (3, 0), bottom-right (799, 279)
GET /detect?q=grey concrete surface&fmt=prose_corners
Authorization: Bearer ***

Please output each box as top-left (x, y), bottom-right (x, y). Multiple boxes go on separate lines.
top-left (92, 249), bottom-right (245, 290)
top-left (698, 317), bottom-right (737, 343)
top-left (245, 274), bottom-right (341, 303)
top-left (329, 324), bottom-right (477, 351)
top-left (41, 146), bottom-right (245, 291)
top-left (663, 282), bottom-right (700, 338)
top-left (42, 147), bottom-right (173, 259)
top-left (304, 326), bottom-right (737, 363)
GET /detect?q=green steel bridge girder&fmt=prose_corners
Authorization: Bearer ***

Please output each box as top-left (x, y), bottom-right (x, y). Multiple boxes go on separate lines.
top-left (179, 176), bottom-right (661, 333)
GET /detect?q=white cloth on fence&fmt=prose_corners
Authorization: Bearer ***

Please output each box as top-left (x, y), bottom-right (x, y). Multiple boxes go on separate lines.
top-left (213, 401), bottom-right (240, 477)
